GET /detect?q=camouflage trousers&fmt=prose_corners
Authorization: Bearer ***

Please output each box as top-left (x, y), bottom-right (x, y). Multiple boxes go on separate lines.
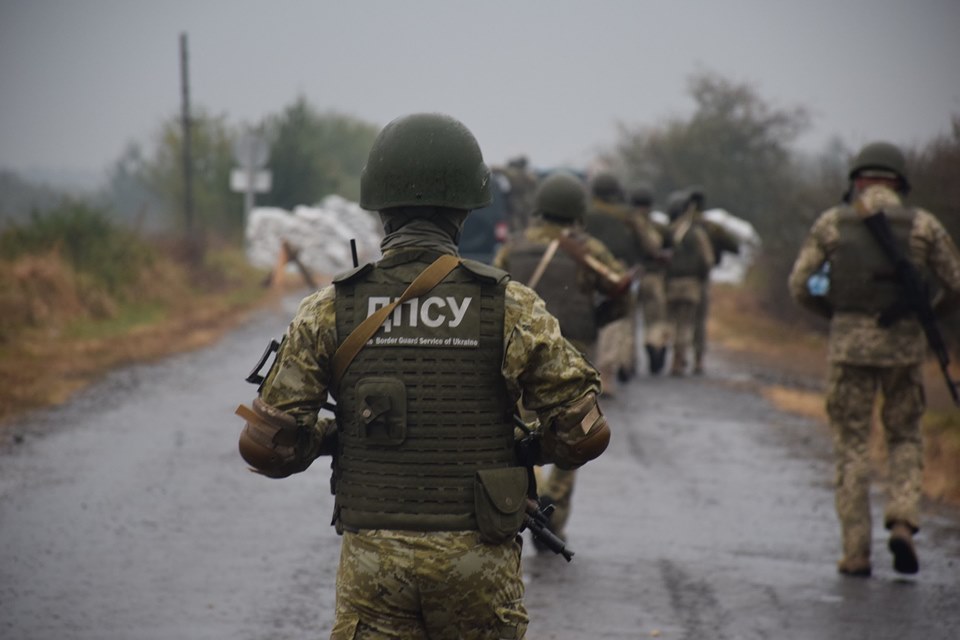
top-left (666, 299), bottom-right (698, 371)
top-left (331, 530), bottom-right (528, 639)
top-left (693, 283), bottom-right (710, 363)
top-left (535, 465), bottom-right (577, 540)
top-left (825, 363), bottom-right (925, 561)
top-left (597, 295), bottom-right (637, 375)
top-left (639, 272), bottom-right (669, 348)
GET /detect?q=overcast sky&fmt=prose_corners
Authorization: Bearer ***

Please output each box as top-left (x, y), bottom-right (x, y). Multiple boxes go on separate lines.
top-left (1, 0), bottom-right (958, 188)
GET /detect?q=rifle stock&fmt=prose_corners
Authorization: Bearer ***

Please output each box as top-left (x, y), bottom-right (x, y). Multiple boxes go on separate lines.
top-left (556, 231), bottom-right (636, 296)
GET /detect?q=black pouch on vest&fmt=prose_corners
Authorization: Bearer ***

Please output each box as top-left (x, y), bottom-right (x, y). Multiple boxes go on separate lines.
top-left (355, 377), bottom-right (407, 446)
top-left (474, 467), bottom-right (528, 544)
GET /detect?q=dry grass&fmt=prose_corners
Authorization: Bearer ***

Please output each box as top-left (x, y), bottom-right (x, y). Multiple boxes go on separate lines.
top-left (711, 283), bottom-right (960, 507)
top-left (0, 247), bottom-right (277, 427)
top-left (760, 386), bottom-right (827, 423)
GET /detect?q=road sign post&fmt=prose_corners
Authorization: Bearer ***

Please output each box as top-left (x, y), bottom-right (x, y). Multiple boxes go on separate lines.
top-left (231, 130), bottom-right (271, 245)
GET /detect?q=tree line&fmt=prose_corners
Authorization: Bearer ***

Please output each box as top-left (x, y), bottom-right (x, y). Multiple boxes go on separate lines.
top-left (0, 96), bottom-right (380, 241)
top-left (2, 74), bottom-right (957, 340)
top-left (605, 71), bottom-right (960, 338)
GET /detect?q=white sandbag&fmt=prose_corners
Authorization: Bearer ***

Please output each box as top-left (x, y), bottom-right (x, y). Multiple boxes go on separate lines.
top-left (703, 208), bottom-right (761, 284)
top-left (245, 195), bottom-right (383, 278)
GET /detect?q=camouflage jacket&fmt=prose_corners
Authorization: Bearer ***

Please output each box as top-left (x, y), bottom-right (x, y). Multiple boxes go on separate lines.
top-left (584, 199), bottom-right (660, 267)
top-left (493, 220), bottom-right (626, 292)
top-left (703, 218), bottom-right (740, 266)
top-left (665, 213), bottom-right (715, 302)
top-left (260, 246), bottom-right (602, 463)
top-left (788, 187), bottom-right (960, 365)
top-left (630, 208), bottom-right (668, 269)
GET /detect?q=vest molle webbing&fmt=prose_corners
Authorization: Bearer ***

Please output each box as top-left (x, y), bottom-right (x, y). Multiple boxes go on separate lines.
top-left (333, 252), bottom-right (517, 532)
top-left (830, 205), bottom-right (920, 315)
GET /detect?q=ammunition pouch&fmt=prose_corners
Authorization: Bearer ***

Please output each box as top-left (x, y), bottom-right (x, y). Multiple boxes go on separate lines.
top-left (474, 467), bottom-right (529, 544)
top-left (237, 398), bottom-right (316, 478)
top-left (545, 392), bottom-right (610, 469)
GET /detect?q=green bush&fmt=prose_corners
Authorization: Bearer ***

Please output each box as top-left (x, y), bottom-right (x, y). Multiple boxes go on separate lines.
top-left (0, 201), bottom-right (155, 297)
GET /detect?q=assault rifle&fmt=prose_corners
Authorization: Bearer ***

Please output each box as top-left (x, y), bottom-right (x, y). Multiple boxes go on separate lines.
top-left (556, 230), bottom-right (638, 297)
top-left (514, 416), bottom-right (575, 561)
top-left (861, 210), bottom-right (960, 406)
top-left (525, 498), bottom-right (574, 561)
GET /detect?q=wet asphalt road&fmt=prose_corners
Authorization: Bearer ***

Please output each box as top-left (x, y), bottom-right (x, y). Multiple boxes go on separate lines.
top-left (1, 295), bottom-right (958, 640)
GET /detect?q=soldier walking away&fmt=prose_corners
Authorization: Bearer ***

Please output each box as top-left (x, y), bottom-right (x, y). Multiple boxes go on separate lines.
top-left (502, 155), bottom-right (539, 234)
top-left (686, 186), bottom-right (741, 375)
top-left (494, 171), bottom-right (628, 548)
top-left (236, 114), bottom-right (611, 639)
top-left (583, 171), bottom-right (647, 391)
top-left (788, 141), bottom-right (960, 578)
top-left (663, 190), bottom-right (715, 376)
top-left (629, 185), bottom-right (672, 375)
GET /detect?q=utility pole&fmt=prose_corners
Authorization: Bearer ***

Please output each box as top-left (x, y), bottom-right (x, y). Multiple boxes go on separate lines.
top-left (179, 32), bottom-right (199, 263)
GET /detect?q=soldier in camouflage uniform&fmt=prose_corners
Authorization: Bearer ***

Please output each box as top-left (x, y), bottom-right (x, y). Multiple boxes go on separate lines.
top-left (629, 185), bottom-right (671, 375)
top-left (686, 186), bottom-right (741, 375)
top-left (236, 114), bottom-right (611, 639)
top-left (583, 171), bottom-right (650, 390)
top-left (502, 155), bottom-right (539, 234)
top-left (788, 141), bottom-right (960, 577)
top-left (664, 190), bottom-right (715, 376)
top-left (494, 171), bottom-right (626, 545)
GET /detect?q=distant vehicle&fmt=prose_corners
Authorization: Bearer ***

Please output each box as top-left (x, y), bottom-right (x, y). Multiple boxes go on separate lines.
top-left (459, 169), bottom-right (510, 264)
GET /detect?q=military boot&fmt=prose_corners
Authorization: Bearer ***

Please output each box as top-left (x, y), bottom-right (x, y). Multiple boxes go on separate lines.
top-left (888, 522), bottom-right (919, 574)
top-left (692, 353), bottom-right (705, 375)
top-left (670, 352), bottom-right (686, 377)
top-left (837, 555), bottom-right (872, 578)
top-left (651, 347), bottom-right (667, 375)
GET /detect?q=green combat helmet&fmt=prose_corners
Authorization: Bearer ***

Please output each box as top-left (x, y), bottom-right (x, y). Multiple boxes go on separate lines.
top-left (360, 113), bottom-right (492, 211)
top-left (535, 171), bottom-right (587, 223)
top-left (666, 189), bottom-right (690, 221)
top-left (590, 170), bottom-right (625, 202)
top-left (629, 184), bottom-right (654, 208)
top-left (686, 184), bottom-right (705, 212)
top-left (848, 141), bottom-right (910, 192)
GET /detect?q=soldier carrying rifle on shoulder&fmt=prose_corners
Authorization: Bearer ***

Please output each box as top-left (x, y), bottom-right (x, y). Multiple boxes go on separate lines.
top-left (789, 141), bottom-right (960, 578)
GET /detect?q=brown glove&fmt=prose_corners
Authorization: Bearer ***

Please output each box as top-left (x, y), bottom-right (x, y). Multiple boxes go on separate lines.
top-left (237, 398), bottom-right (318, 478)
top-left (542, 392), bottom-right (611, 469)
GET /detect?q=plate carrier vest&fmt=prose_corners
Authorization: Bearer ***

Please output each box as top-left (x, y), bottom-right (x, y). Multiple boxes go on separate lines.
top-left (332, 250), bottom-right (518, 532)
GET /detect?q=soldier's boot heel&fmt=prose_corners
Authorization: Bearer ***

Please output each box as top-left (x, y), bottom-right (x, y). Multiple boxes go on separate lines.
top-left (692, 354), bottom-right (705, 375)
top-left (645, 345), bottom-right (660, 375)
top-left (837, 556), bottom-right (872, 577)
top-left (670, 354), bottom-right (686, 377)
top-left (888, 522), bottom-right (919, 574)
top-left (652, 347), bottom-right (667, 375)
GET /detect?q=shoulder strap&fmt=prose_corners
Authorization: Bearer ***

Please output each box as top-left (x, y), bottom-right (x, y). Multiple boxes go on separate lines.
top-left (526, 239), bottom-right (561, 290)
top-left (331, 254), bottom-right (461, 387)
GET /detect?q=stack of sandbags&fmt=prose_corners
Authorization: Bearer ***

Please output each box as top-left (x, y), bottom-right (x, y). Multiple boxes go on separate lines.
top-left (245, 195), bottom-right (383, 278)
top-left (649, 209), bottom-right (761, 285)
top-left (703, 208), bottom-right (761, 285)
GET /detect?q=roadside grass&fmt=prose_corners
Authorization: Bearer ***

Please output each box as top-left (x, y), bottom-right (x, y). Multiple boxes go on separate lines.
top-left (710, 282), bottom-right (960, 507)
top-left (0, 207), bottom-right (272, 428)
top-left (64, 302), bottom-right (169, 340)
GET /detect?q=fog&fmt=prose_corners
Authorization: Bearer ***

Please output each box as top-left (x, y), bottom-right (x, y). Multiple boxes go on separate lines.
top-left (1, 0), bottom-right (958, 187)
